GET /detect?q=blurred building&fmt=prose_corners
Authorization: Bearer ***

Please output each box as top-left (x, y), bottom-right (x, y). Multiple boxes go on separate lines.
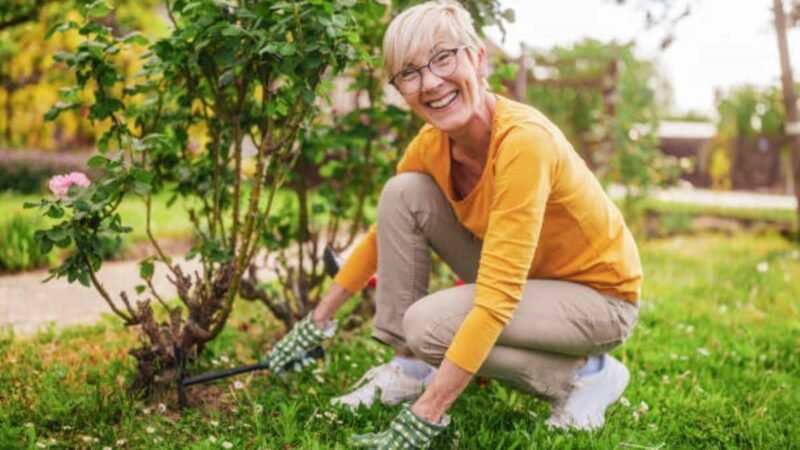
top-left (657, 121), bottom-right (715, 188)
top-left (658, 121), bottom-right (790, 193)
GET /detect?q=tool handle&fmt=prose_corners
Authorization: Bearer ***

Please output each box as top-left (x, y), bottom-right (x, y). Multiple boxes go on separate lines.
top-left (181, 345), bottom-right (325, 386)
top-left (182, 362), bottom-right (267, 386)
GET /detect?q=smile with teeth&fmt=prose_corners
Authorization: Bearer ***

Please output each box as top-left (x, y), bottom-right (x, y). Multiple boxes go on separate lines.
top-left (427, 91), bottom-right (458, 109)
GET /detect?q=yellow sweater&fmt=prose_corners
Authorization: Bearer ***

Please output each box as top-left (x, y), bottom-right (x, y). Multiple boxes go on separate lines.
top-left (334, 95), bottom-right (643, 373)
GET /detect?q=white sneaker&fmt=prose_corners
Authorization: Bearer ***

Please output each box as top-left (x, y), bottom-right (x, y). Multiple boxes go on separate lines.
top-left (545, 355), bottom-right (630, 431)
top-left (330, 361), bottom-right (433, 409)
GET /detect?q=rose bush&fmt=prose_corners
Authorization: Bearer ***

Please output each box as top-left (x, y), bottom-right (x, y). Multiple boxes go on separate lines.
top-left (27, 0), bottom-right (359, 395)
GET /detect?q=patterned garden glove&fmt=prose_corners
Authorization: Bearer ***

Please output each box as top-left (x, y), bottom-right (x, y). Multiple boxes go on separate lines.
top-left (349, 405), bottom-right (449, 449)
top-left (264, 313), bottom-right (336, 375)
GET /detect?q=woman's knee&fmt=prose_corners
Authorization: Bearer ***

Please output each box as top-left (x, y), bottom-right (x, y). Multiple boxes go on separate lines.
top-left (379, 173), bottom-right (438, 209)
top-left (402, 298), bottom-right (446, 366)
top-left (402, 286), bottom-right (474, 365)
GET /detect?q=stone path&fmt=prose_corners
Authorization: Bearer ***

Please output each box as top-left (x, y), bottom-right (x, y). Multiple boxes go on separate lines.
top-left (0, 256), bottom-right (202, 336)
top-left (607, 185), bottom-right (798, 210)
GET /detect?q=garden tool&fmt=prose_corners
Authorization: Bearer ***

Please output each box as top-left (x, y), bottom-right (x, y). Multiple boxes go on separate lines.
top-left (176, 344), bottom-right (325, 409)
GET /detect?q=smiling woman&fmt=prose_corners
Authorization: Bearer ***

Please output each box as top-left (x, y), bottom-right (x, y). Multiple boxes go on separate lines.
top-left (383, 2), bottom-right (490, 135)
top-left (264, 1), bottom-right (644, 448)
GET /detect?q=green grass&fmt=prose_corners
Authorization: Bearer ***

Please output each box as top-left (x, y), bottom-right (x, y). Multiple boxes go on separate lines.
top-left (1, 233), bottom-right (799, 448)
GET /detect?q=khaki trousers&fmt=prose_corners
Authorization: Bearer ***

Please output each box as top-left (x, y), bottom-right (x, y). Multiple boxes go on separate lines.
top-left (372, 173), bottom-right (639, 400)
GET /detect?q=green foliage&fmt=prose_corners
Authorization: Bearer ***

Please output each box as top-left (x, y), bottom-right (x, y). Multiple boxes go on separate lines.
top-left (709, 84), bottom-right (789, 192)
top-left (0, 0), bottom-right (163, 150)
top-left (0, 233), bottom-right (798, 448)
top-left (0, 0), bottom-right (51, 31)
top-left (0, 213), bottom-right (52, 272)
top-left (716, 84), bottom-right (785, 138)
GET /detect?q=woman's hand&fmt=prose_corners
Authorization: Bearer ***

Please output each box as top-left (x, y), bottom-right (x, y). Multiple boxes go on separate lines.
top-left (410, 358), bottom-right (473, 423)
top-left (264, 283), bottom-right (350, 376)
top-left (264, 313), bottom-right (335, 375)
top-left (350, 405), bottom-right (449, 449)
top-left (348, 358), bottom-right (471, 449)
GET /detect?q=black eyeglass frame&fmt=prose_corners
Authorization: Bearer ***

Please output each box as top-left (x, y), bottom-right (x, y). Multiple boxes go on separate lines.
top-left (389, 45), bottom-right (470, 95)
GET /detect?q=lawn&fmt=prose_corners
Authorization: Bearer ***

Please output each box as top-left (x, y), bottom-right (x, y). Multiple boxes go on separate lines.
top-left (1, 232), bottom-right (799, 449)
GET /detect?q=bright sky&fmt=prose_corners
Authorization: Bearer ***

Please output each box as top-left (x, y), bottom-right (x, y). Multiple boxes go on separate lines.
top-left (485, 0), bottom-right (800, 117)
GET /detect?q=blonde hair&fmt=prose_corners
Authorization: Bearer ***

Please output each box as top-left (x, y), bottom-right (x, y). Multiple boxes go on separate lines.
top-left (382, 1), bottom-right (484, 79)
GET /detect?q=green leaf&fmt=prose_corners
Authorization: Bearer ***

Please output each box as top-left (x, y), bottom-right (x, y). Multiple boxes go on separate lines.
top-left (87, 0), bottom-right (113, 18)
top-left (46, 205), bottom-right (65, 219)
top-left (52, 52), bottom-right (77, 66)
top-left (122, 32), bottom-right (149, 46)
top-left (87, 155), bottom-right (109, 168)
top-left (45, 228), bottom-right (68, 242)
top-left (279, 42), bottom-right (296, 56)
top-left (44, 102), bottom-right (77, 121)
top-left (45, 21), bottom-right (77, 39)
top-left (140, 260), bottom-right (154, 280)
top-left (218, 70), bottom-right (234, 87)
top-left (221, 25), bottom-right (244, 37)
top-left (135, 284), bottom-right (146, 295)
top-left (133, 170), bottom-right (154, 184)
top-left (23, 201), bottom-right (44, 209)
top-left (89, 98), bottom-right (124, 120)
top-left (54, 236), bottom-right (72, 248)
top-left (132, 181), bottom-right (151, 195)
top-left (77, 271), bottom-right (90, 288)
top-left (301, 89), bottom-right (316, 104)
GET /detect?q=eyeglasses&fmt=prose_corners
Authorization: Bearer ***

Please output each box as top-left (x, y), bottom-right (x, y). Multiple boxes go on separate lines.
top-left (389, 46), bottom-right (468, 95)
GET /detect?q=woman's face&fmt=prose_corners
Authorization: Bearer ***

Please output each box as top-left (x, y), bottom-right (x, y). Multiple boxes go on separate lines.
top-left (398, 42), bottom-right (488, 134)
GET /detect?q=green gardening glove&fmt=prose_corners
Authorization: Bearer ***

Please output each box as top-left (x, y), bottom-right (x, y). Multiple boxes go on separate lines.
top-left (264, 313), bottom-right (335, 375)
top-left (349, 405), bottom-right (449, 449)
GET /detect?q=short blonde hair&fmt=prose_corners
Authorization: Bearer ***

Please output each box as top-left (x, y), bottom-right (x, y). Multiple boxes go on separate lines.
top-left (382, 1), bottom-right (484, 79)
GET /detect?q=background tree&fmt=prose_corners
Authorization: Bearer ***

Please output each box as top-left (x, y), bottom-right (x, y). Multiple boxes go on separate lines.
top-left (609, 0), bottom-right (697, 49)
top-left (708, 85), bottom-right (785, 190)
top-left (509, 39), bottom-right (677, 222)
top-left (773, 0), bottom-right (800, 232)
top-left (0, 0), bottom-right (53, 31)
top-left (0, 0), bottom-right (163, 150)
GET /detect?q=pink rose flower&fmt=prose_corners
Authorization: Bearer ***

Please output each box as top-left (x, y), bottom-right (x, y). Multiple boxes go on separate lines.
top-left (48, 172), bottom-right (91, 199)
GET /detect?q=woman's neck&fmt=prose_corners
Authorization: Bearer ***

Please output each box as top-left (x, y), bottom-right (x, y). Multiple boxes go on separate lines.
top-left (447, 91), bottom-right (496, 160)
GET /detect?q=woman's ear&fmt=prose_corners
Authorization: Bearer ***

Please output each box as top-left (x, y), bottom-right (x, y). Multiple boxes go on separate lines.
top-left (475, 47), bottom-right (489, 80)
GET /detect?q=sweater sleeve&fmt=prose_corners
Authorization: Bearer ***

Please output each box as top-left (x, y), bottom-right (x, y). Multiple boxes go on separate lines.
top-left (333, 131), bottom-right (428, 294)
top-left (444, 125), bottom-right (558, 373)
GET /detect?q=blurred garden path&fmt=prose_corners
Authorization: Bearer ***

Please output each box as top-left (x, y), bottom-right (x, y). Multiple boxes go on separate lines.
top-left (0, 256), bottom-right (203, 336)
top-left (607, 185), bottom-right (798, 210)
top-left (1, 187), bottom-right (797, 337)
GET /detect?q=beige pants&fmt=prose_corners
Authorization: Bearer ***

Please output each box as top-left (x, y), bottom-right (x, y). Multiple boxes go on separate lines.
top-left (372, 173), bottom-right (639, 400)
